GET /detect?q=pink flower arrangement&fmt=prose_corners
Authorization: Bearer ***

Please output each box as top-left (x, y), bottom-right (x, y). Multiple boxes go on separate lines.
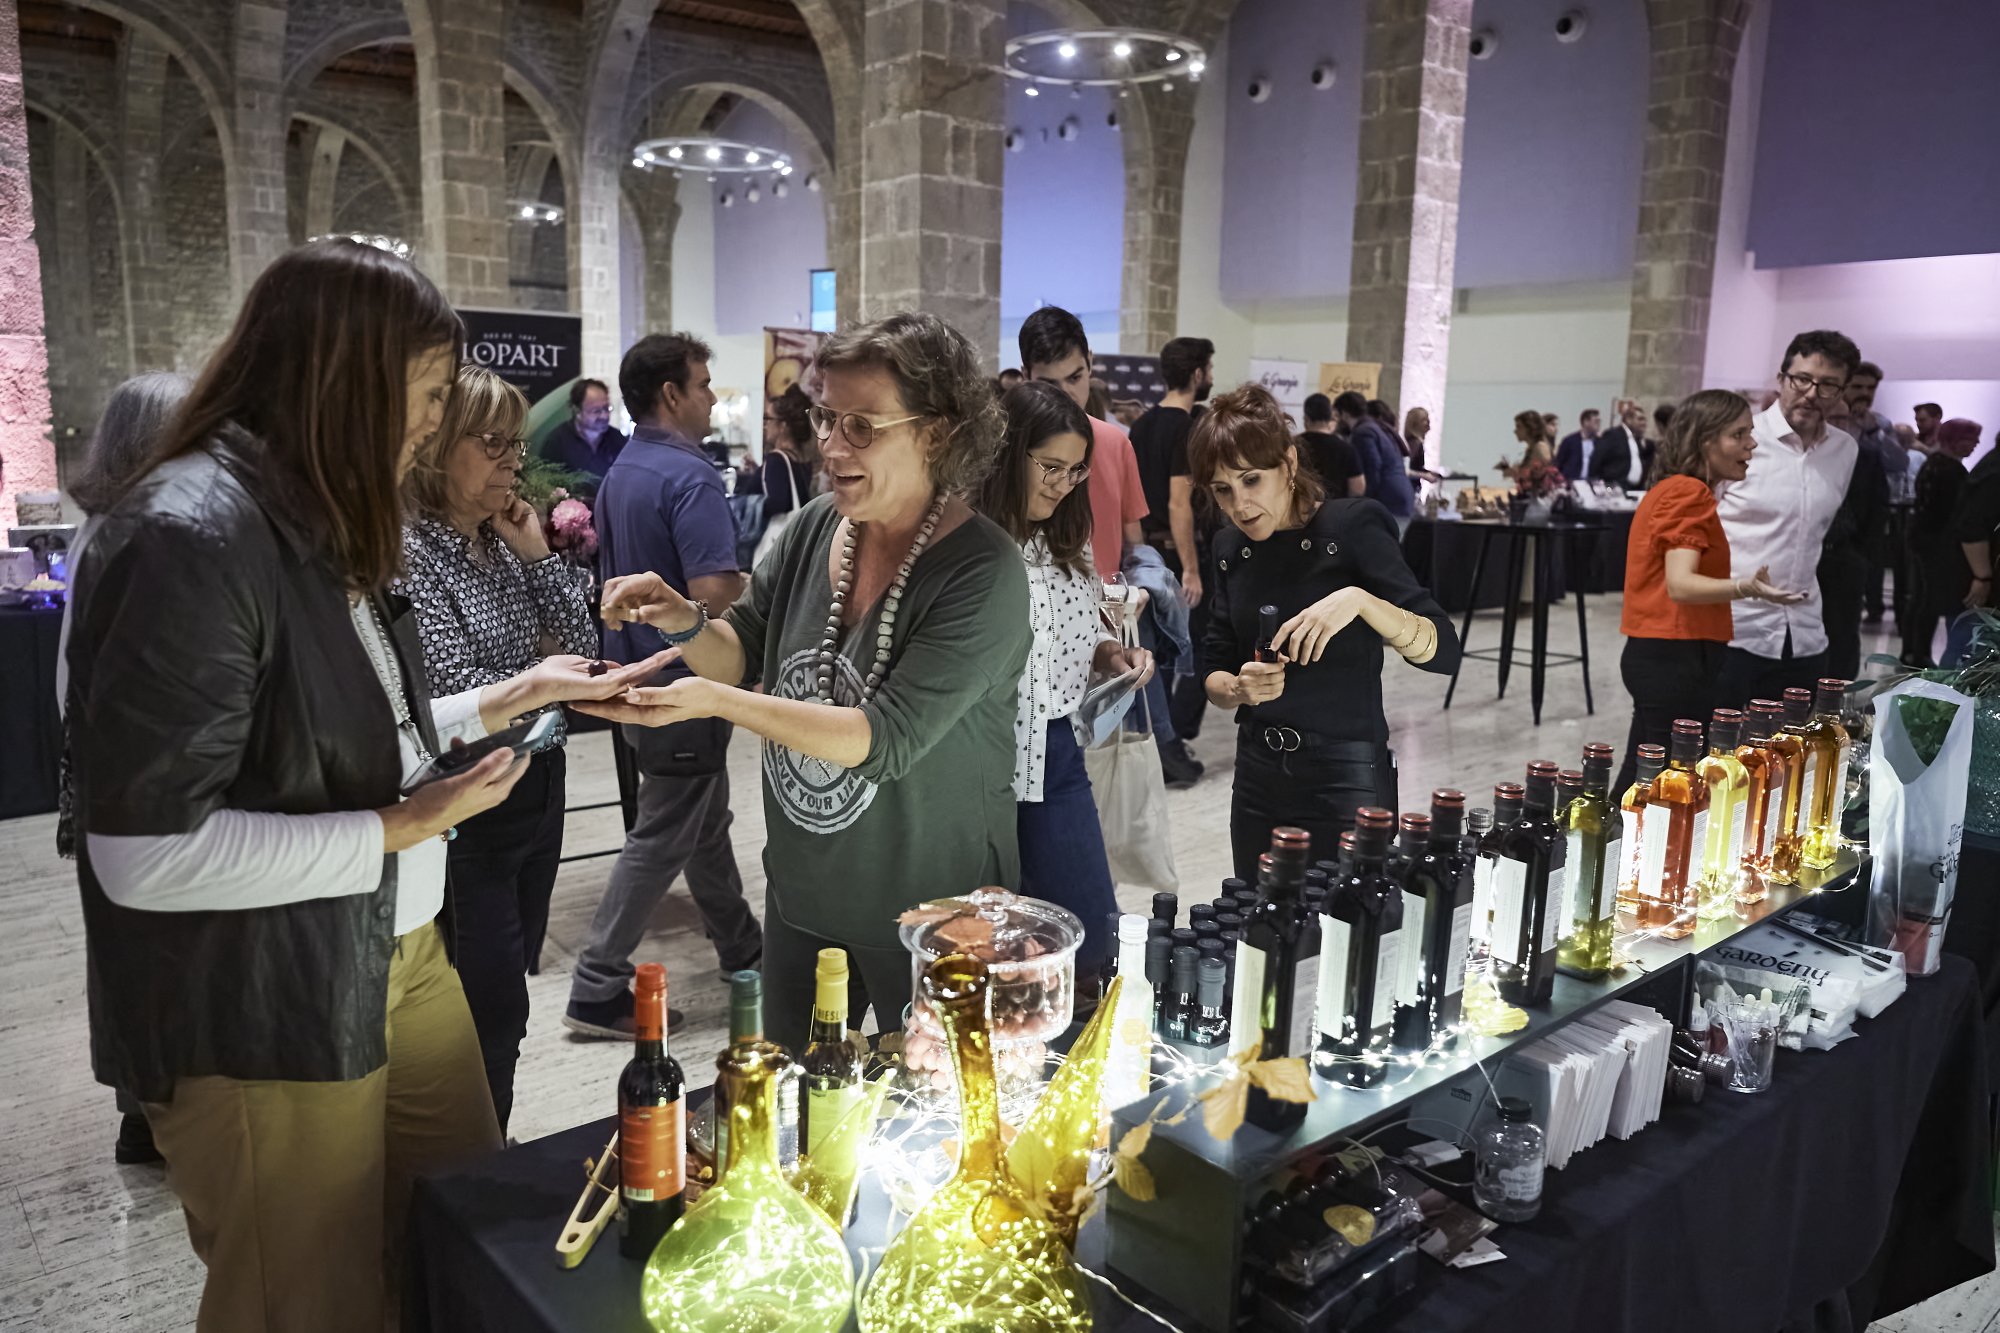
top-left (545, 489), bottom-right (598, 561)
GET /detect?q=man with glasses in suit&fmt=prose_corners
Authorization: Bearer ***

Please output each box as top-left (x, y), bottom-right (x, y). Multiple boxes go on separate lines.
top-left (1715, 329), bottom-right (1861, 703)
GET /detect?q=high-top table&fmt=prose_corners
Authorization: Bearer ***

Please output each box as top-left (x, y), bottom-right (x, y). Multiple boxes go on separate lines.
top-left (0, 604), bottom-right (64, 819)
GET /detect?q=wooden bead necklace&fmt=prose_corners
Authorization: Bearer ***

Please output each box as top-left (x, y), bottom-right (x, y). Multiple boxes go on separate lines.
top-left (815, 492), bottom-right (948, 704)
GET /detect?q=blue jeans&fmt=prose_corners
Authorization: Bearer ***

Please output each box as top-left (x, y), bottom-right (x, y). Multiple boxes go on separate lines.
top-left (1019, 719), bottom-right (1120, 973)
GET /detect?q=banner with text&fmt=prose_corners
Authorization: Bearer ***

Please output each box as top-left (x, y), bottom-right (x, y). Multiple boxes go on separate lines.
top-left (1318, 361), bottom-right (1382, 402)
top-left (459, 307), bottom-right (583, 406)
top-left (1247, 358), bottom-right (1312, 416)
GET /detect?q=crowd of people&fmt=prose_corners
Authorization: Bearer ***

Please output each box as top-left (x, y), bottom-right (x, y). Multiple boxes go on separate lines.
top-left (44, 233), bottom-right (2000, 1330)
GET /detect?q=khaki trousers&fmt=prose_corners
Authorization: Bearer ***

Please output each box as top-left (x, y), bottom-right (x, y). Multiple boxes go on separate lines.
top-left (146, 923), bottom-right (502, 1333)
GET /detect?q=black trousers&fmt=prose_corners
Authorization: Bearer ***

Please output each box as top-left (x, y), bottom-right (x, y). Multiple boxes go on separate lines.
top-left (1614, 638), bottom-right (1723, 796)
top-left (1714, 638), bottom-right (1827, 718)
top-left (1819, 551), bottom-right (1868, 681)
top-left (447, 746), bottom-right (566, 1134)
top-left (1166, 544), bottom-right (1214, 740)
top-left (1229, 730), bottom-right (1395, 881)
top-left (759, 899), bottom-right (912, 1054)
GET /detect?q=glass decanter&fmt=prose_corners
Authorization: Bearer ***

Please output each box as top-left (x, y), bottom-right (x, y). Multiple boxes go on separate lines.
top-left (858, 954), bottom-right (1093, 1333)
top-left (642, 1045), bottom-right (853, 1333)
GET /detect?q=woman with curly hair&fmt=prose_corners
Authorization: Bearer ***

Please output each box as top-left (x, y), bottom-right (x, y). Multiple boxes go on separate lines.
top-left (578, 313), bottom-right (1031, 1048)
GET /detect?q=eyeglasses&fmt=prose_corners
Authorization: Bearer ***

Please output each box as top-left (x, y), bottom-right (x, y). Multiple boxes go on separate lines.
top-left (470, 432), bottom-right (529, 461)
top-left (1779, 371), bottom-right (1848, 400)
top-left (1029, 455), bottom-right (1091, 488)
top-left (806, 405), bottom-right (927, 449)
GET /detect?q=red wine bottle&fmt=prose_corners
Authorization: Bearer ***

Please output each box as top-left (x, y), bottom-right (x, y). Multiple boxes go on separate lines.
top-left (1231, 827), bottom-right (1321, 1132)
top-left (618, 963), bottom-right (686, 1257)
top-left (1312, 808), bottom-right (1404, 1087)
top-left (1494, 763), bottom-right (1567, 1007)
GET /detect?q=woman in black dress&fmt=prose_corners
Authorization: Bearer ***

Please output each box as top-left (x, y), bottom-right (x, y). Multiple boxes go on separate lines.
top-left (1192, 385), bottom-right (1461, 879)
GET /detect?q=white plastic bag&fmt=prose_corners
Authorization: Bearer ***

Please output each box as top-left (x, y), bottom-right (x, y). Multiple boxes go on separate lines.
top-left (1081, 582), bottom-right (1177, 893)
top-left (1868, 677), bottom-right (1974, 976)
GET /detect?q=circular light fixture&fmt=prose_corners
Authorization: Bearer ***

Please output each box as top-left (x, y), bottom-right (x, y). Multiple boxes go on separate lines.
top-left (1004, 28), bottom-right (1207, 91)
top-left (508, 199), bottom-right (564, 226)
top-left (630, 136), bottom-right (794, 176)
top-left (311, 232), bottom-right (411, 260)
top-left (1025, 85), bottom-right (1040, 97)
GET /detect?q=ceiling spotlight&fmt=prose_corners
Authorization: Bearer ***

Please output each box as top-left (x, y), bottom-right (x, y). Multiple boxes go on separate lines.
top-left (519, 205), bottom-right (536, 219)
top-left (671, 169), bottom-right (682, 180)
top-left (779, 163), bottom-right (793, 176)
top-left (1166, 48), bottom-right (1183, 62)
top-left (746, 151), bottom-right (761, 164)
top-left (667, 146), bottom-right (683, 160)
top-left (746, 185), bottom-right (761, 203)
top-left (1025, 85), bottom-right (1040, 97)
top-left (632, 156), bottom-right (646, 169)
top-left (1112, 40), bottom-right (1133, 58)
top-left (1189, 60), bottom-right (1205, 78)
top-left (1058, 41), bottom-right (1076, 59)
top-left (705, 146), bottom-right (722, 161)
top-left (720, 191), bottom-right (734, 207)
top-left (806, 172), bottom-right (821, 192)
top-left (774, 180), bottom-right (789, 197)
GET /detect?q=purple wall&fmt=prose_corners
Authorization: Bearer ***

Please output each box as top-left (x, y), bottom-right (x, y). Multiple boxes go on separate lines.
top-left (710, 100), bottom-right (828, 337)
top-left (1218, 0), bottom-right (1648, 302)
top-left (1000, 3), bottom-right (1125, 332)
top-left (1748, 0), bottom-right (2000, 268)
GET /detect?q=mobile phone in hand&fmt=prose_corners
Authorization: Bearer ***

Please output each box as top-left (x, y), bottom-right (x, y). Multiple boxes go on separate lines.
top-left (401, 712), bottom-right (559, 795)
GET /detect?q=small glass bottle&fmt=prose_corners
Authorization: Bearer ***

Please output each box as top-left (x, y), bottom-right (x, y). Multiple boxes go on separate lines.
top-left (1187, 957), bottom-right (1230, 1053)
top-left (1493, 764), bottom-right (1566, 1007)
top-left (1735, 700), bottom-right (1787, 899)
top-left (1695, 709), bottom-right (1752, 920)
top-left (1162, 945), bottom-right (1199, 1044)
top-left (1472, 1096), bottom-right (1546, 1224)
top-left (1618, 744), bottom-right (1666, 915)
top-left (1557, 755), bottom-right (1616, 980)
top-left (1771, 689), bottom-right (1815, 881)
top-left (1312, 808), bottom-right (1403, 1088)
top-left (1473, 784), bottom-right (1524, 965)
top-left (1642, 721), bottom-right (1707, 940)
top-left (1105, 914), bottom-right (1156, 1108)
top-left (1799, 677), bottom-right (1853, 869)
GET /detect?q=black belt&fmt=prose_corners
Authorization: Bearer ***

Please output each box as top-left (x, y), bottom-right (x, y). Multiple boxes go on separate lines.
top-left (1237, 723), bottom-right (1380, 762)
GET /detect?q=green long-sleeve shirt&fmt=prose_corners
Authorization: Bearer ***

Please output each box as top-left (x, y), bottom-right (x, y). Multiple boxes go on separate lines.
top-left (727, 495), bottom-right (1031, 948)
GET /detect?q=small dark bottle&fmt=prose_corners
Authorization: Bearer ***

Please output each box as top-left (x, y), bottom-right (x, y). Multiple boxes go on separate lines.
top-left (1494, 763), bottom-right (1567, 1007)
top-left (1193, 919), bottom-right (1222, 948)
top-left (1303, 867), bottom-right (1331, 913)
top-left (1163, 945), bottom-right (1200, 1043)
top-left (1473, 784), bottom-right (1524, 965)
top-left (1256, 604), bottom-right (1283, 663)
top-left (1187, 957), bottom-right (1230, 1051)
top-left (1232, 827), bottom-right (1321, 1133)
top-left (1152, 892), bottom-right (1179, 930)
top-left (1190, 903), bottom-right (1217, 930)
top-left (1410, 790), bottom-right (1476, 1048)
top-left (1312, 808), bottom-right (1404, 1088)
top-left (1145, 931), bottom-right (1172, 1031)
top-left (618, 963), bottom-right (686, 1257)
top-left (1387, 813), bottom-right (1430, 1050)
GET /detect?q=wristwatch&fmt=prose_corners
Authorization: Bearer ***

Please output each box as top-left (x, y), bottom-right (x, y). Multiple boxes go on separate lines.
top-left (659, 599), bottom-right (710, 646)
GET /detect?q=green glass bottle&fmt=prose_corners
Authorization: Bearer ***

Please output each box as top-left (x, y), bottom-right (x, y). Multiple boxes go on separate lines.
top-left (1556, 747), bottom-right (1617, 979)
top-left (641, 1046), bottom-right (852, 1333)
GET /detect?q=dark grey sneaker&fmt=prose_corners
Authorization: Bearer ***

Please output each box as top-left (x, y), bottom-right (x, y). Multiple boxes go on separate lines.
top-left (114, 1113), bottom-right (163, 1166)
top-left (1160, 742), bottom-right (1204, 790)
top-left (564, 992), bottom-right (685, 1039)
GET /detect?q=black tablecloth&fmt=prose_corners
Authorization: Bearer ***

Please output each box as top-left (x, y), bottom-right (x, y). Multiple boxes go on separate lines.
top-left (406, 959), bottom-right (1991, 1333)
top-left (1404, 512), bottom-right (1632, 614)
top-left (0, 605), bottom-right (63, 818)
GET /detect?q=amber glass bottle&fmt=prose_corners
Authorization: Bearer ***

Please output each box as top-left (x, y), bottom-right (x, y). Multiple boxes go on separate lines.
top-left (1641, 721), bottom-right (1706, 939)
top-left (1734, 700), bottom-right (1788, 899)
top-left (1619, 744), bottom-right (1666, 915)
top-left (1799, 677), bottom-right (1853, 869)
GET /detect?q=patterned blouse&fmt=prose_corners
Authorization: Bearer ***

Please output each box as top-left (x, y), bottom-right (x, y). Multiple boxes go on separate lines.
top-left (1013, 535), bottom-right (1114, 802)
top-left (395, 516), bottom-right (599, 743)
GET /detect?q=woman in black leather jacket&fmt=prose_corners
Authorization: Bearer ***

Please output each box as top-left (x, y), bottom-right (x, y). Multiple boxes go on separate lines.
top-left (65, 240), bottom-right (661, 1333)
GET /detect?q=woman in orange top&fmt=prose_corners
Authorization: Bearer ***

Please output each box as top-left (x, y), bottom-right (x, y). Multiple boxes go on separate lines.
top-left (1615, 390), bottom-right (1805, 793)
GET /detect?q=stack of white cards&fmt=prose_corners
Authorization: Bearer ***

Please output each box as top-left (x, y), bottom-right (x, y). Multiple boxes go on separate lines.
top-left (1490, 1000), bottom-right (1673, 1169)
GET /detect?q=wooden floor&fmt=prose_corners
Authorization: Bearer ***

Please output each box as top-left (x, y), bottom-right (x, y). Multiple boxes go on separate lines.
top-left (0, 595), bottom-right (1988, 1330)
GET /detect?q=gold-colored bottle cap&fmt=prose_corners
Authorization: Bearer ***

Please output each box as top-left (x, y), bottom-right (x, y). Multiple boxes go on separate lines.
top-left (814, 948), bottom-right (849, 1017)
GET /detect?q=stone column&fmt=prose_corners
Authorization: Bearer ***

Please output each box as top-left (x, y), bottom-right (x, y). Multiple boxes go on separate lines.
top-left (626, 163), bottom-right (680, 335)
top-left (46, 125), bottom-right (93, 433)
top-left (857, 0), bottom-right (1006, 356)
top-left (411, 0), bottom-right (510, 307)
top-left (303, 124), bottom-right (347, 242)
top-left (1623, 0), bottom-right (1750, 404)
top-left (227, 0), bottom-right (292, 296)
top-left (1119, 83), bottom-right (1196, 357)
top-left (119, 28), bottom-right (175, 372)
top-left (793, 0), bottom-right (862, 328)
top-left (1343, 0), bottom-right (1471, 446)
top-left (0, 0), bottom-right (56, 526)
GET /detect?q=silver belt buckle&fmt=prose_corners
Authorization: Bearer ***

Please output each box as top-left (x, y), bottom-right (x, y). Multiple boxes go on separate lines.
top-left (1262, 726), bottom-right (1301, 752)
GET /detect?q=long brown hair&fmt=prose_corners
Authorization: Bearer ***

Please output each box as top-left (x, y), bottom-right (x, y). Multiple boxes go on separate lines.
top-left (1654, 389), bottom-right (1751, 485)
top-left (1188, 384), bottom-right (1324, 520)
top-left (129, 240), bottom-right (464, 590)
top-left (978, 381), bottom-right (1095, 575)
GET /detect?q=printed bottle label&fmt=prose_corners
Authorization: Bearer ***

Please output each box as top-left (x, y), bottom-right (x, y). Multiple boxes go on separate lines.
top-left (1619, 809), bottom-right (1643, 896)
top-left (1369, 930), bottom-right (1402, 1035)
top-left (1541, 861), bottom-right (1567, 953)
top-left (804, 1084), bottom-right (863, 1157)
top-left (1315, 917), bottom-right (1354, 1044)
top-left (1639, 811), bottom-right (1670, 896)
top-left (1401, 890), bottom-right (1428, 1005)
top-left (1497, 1162), bottom-right (1543, 1202)
top-left (1287, 917), bottom-right (1321, 1058)
top-left (1599, 825), bottom-right (1622, 920)
top-left (1473, 856), bottom-right (1495, 946)
top-left (1687, 809), bottom-right (1709, 881)
top-left (1489, 860), bottom-right (1528, 967)
top-left (1799, 768), bottom-right (1818, 832)
top-left (1229, 940), bottom-right (1267, 1056)
top-left (620, 1098), bottom-right (686, 1202)
top-left (1728, 797), bottom-right (1747, 865)
top-left (1763, 774), bottom-right (1786, 853)
top-left (1444, 902), bottom-right (1474, 996)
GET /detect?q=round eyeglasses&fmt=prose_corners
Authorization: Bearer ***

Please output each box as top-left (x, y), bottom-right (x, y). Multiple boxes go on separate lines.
top-left (470, 432), bottom-right (529, 461)
top-left (806, 404), bottom-right (928, 449)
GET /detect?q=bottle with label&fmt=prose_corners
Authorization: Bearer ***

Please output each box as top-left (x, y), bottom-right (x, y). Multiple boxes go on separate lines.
top-left (1640, 721), bottom-right (1706, 939)
top-left (713, 970), bottom-right (800, 1177)
top-left (1105, 914), bottom-right (1157, 1108)
top-left (1473, 784), bottom-right (1524, 965)
top-left (1187, 957), bottom-right (1230, 1053)
top-left (1618, 744), bottom-right (1666, 914)
top-left (1472, 1097), bottom-right (1545, 1224)
top-left (1395, 789), bottom-right (1476, 1050)
top-left (1493, 763), bottom-right (1566, 1006)
top-left (1162, 945), bottom-right (1199, 1044)
top-left (1734, 700), bottom-right (1788, 900)
top-left (1388, 813), bottom-right (1431, 1050)
top-left (1695, 709), bottom-right (1752, 920)
top-left (1312, 808), bottom-right (1403, 1087)
top-left (618, 963), bottom-right (686, 1258)
top-left (798, 949), bottom-right (864, 1162)
top-left (1144, 930), bottom-right (1172, 1033)
top-left (1231, 827), bottom-right (1322, 1131)
top-left (1557, 751), bottom-right (1617, 980)
top-left (1799, 677), bottom-right (1853, 869)
top-left (1772, 689), bottom-right (1816, 880)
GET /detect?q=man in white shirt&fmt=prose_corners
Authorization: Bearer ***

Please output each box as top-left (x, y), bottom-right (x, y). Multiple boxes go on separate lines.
top-left (1715, 329), bottom-right (1863, 704)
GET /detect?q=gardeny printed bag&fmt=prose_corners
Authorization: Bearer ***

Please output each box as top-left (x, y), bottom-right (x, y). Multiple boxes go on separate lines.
top-left (1867, 677), bottom-right (1973, 976)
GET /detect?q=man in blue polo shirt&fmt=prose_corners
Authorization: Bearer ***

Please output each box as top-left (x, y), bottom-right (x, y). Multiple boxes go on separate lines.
top-left (565, 333), bottom-right (761, 1037)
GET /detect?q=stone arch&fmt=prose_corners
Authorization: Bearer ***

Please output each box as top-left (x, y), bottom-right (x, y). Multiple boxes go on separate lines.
top-left (290, 109), bottom-right (417, 240)
top-left (65, 1), bottom-right (234, 165)
top-left (24, 96), bottom-right (135, 374)
top-left (282, 15), bottom-right (411, 101)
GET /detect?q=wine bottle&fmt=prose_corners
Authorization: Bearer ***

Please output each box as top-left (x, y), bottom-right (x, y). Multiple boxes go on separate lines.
top-left (1493, 762), bottom-right (1565, 1007)
top-left (1187, 957), bottom-right (1230, 1054)
top-left (1695, 710), bottom-right (1752, 919)
top-left (1641, 721), bottom-right (1706, 939)
top-left (1395, 791), bottom-right (1477, 1050)
top-left (1151, 892), bottom-right (1179, 931)
top-left (1618, 744), bottom-right (1666, 914)
top-left (1233, 827), bottom-right (1322, 1132)
top-left (799, 950), bottom-right (864, 1161)
top-left (619, 963), bottom-right (686, 1258)
top-left (1558, 752), bottom-right (1617, 981)
top-left (1388, 813), bottom-right (1431, 1051)
top-left (1312, 809), bottom-right (1403, 1087)
top-left (1738, 699), bottom-right (1790, 893)
top-left (1189, 903), bottom-right (1217, 930)
top-left (1105, 914), bottom-right (1156, 1108)
top-left (1256, 604), bottom-right (1282, 663)
top-left (714, 970), bottom-right (799, 1176)
top-left (1799, 677), bottom-right (1853, 869)
top-left (1772, 688), bottom-right (1815, 881)
top-left (1474, 783), bottom-right (1525, 965)
top-left (1145, 931), bottom-right (1172, 1033)
top-left (1163, 945), bottom-right (1199, 1044)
